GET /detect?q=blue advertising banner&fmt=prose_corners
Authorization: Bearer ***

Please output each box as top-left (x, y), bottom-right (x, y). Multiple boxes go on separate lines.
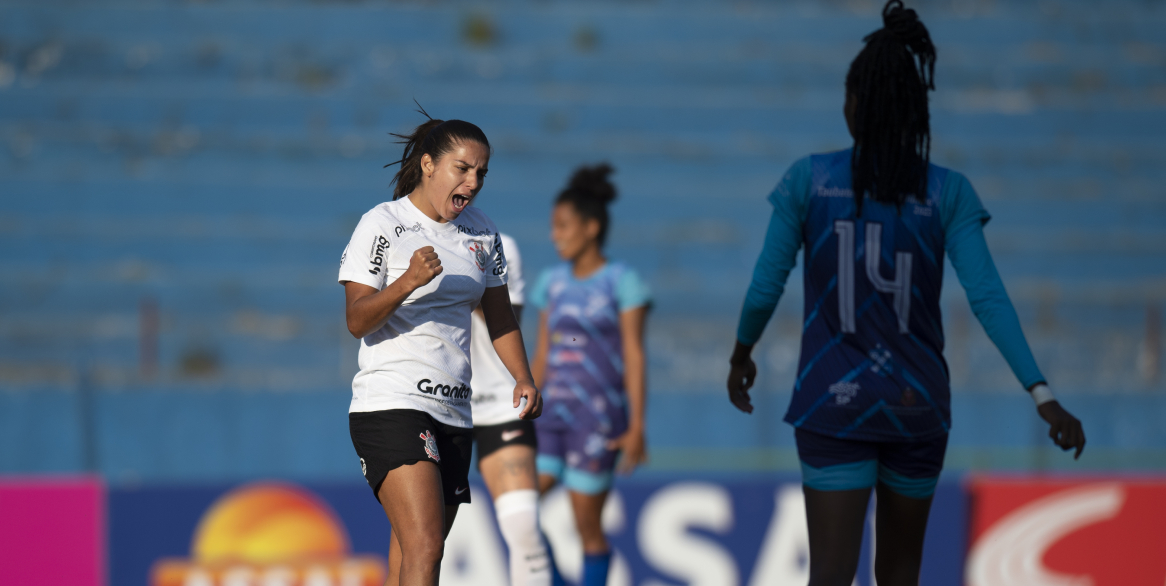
top-left (109, 476), bottom-right (966, 586)
top-left (109, 482), bottom-right (390, 586)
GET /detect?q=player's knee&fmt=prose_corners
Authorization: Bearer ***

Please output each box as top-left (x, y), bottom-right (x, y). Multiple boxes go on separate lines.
top-left (405, 533), bottom-right (445, 568)
top-left (495, 489), bottom-right (543, 547)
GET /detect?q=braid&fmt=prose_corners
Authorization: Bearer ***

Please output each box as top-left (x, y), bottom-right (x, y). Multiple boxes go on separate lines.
top-left (846, 0), bottom-right (937, 216)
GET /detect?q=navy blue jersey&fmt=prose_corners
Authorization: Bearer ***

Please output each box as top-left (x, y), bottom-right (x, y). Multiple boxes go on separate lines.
top-left (788, 149), bottom-right (951, 440)
top-left (738, 149), bottom-right (1046, 442)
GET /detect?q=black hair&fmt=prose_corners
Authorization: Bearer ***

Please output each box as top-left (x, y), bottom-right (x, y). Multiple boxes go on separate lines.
top-left (385, 103), bottom-right (491, 200)
top-left (556, 163), bottom-right (618, 246)
top-left (845, 0), bottom-right (936, 216)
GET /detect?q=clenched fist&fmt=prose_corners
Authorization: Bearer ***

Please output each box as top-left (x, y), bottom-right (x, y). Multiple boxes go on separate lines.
top-left (404, 246), bottom-right (443, 290)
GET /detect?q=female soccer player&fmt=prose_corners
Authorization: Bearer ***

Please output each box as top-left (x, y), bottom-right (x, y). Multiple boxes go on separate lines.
top-left (725, 2), bottom-right (1086, 585)
top-left (531, 164), bottom-right (650, 586)
top-left (338, 114), bottom-right (542, 586)
top-left (468, 233), bottom-right (553, 586)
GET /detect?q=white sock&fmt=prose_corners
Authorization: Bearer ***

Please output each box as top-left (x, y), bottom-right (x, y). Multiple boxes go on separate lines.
top-left (495, 489), bottom-right (552, 586)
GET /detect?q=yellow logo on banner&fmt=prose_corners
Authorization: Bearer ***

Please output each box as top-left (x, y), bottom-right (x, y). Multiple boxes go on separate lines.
top-left (151, 482), bottom-right (385, 586)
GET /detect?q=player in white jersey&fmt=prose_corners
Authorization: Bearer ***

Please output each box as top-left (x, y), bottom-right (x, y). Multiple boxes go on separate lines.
top-left (468, 233), bottom-right (553, 586)
top-left (339, 114), bottom-right (542, 586)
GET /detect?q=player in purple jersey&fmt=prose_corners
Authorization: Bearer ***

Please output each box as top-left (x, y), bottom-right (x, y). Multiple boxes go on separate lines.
top-left (725, 3), bottom-right (1085, 585)
top-left (530, 165), bottom-right (651, 586)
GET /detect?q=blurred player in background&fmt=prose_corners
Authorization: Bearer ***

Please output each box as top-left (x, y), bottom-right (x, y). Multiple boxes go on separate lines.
top-left (469, 232), bottom-right (553, 586)
top-left (725, 2), bottom-right (1086, 585)
top-left (339, 113), bottom-right (542, 586)
top-left (531, 164), bottom-right (651, 586)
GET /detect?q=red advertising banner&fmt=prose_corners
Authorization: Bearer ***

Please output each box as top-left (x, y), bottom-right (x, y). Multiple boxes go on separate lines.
top-left (966, 477), bottom-right (1166, 586)
top-left (0, 476), bottom-right (106, 586)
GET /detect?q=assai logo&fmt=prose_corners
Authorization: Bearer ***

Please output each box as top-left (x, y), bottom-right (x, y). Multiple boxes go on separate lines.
top-left (150, 483), bottom-right (385, 586)
top-left (456, 224), bottom-right (492, 236)
top-left (468, 241), bottom-right (488, 272)
top-left (420, 430), bottom-right (441, 462)
top-left (394, 222), bottom-right (422, 237)
top-left (416, 378), bottom-right (472, 399)
top-left (367, 234), bottom-right (389, 276)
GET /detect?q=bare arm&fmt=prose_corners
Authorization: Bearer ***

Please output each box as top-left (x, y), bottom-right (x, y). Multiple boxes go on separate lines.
top-left (343, 246), bottom-right (443, 338)
top-left (610, 306), bottom-right (649, 474)
top-left (481, 285), bottom-right (542, 419)
top-left (531, 310), bottom-right (550, 388)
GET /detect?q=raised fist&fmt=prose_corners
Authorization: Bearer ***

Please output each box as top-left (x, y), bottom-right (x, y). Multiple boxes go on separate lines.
top-left (405, 246), bottom-right (442, 290)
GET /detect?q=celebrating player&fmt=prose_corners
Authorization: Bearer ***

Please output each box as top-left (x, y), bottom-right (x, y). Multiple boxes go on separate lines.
top-left (468, 232), bottom-right (553, 586)
top-left (725, 2), bottom-right (1086, 585)
top-left (531, 164), bottom-right (650, 586)
top-left (338, 112), bottom-right (542, 586)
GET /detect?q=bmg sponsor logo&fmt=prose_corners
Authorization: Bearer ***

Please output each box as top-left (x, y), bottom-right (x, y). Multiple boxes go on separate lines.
top-left (491, 233), bottom-right (506, 276)
top-left (416, 378), bottom-right (472, 399)
top-left (367, 235), bottom-right (389, 276)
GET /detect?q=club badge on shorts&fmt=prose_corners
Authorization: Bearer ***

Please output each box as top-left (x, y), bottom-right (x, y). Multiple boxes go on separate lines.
top-left (421, 430), bottom-right (441, 462)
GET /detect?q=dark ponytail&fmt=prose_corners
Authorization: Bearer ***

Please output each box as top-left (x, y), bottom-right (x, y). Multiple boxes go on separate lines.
top-left (845, 0), bottom-right (936, 216)
top-left (385, 104), bottom-right (491, 200)
top-left (556, 163), bottom-right (618, 246)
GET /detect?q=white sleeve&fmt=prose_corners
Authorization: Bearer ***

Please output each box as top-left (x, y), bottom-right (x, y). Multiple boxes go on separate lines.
top-left (499, 233), bottom-right (524, 305)
top-left (338, 214), bottom-right (391, 290)
top-left (480, 213), bottom-right (508, 288)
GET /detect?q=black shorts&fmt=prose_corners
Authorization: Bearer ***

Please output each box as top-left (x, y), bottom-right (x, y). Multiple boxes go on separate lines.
top-left (349, 409), bottom-right (473, 505)
top-left (473, 418), bottom-right (537, 466)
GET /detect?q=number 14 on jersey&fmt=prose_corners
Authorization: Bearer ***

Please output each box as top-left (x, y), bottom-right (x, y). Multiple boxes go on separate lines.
top-left (834, 220), bottom-right (913, 335)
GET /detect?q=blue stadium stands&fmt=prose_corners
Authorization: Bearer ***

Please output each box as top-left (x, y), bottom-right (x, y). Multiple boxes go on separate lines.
top-left (1, 0), bottom-right (1163, 479)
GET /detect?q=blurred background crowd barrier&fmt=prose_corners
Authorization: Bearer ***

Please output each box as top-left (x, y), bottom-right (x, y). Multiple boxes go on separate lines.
top-left (0, 0), bottom-right (1163, 584)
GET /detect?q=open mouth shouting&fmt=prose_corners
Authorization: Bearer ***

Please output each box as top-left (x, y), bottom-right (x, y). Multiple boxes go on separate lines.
top-left (451, 193), bottom-right (472, 214)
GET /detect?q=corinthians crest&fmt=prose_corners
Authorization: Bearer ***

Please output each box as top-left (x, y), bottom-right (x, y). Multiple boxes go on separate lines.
top-left (420, 430), bottom-right (440, 462)
top-left (468, 241), bottom-right (487, 272)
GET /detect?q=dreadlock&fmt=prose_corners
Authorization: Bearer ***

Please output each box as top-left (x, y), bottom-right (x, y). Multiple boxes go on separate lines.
top-left (846, 0), bottom-right (936, 216)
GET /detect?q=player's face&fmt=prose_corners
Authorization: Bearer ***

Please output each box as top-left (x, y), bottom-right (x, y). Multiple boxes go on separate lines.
top-left (551, 202), bottom-right (600, 261)
top-left (421, 140), bottom-right (490, 222)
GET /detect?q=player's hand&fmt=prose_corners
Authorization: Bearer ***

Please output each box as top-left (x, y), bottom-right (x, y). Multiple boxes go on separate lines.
top-left (1040, 403), bottom-right (1082, 459)
top-left (608, 427), bottom-right (647, 475)
top-left (404, 246), bottom-right (442, 290)
top-left (727, 341), bottom-right (757, 414)
top-left (1037, 400), bottom-right (1086, 459)
top-left (514, 379), bottom-right (542, 420)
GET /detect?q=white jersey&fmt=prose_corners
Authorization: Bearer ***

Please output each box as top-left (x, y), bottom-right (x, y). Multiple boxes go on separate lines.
top-left (469, 233), bottom-right (527, 427)
top-left (338, 197), bottom-right (508, 428)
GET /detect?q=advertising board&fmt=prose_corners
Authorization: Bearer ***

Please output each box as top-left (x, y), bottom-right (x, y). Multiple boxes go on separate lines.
top-left (967, 477), bottom-right (1166, 586)
top-left (0, 476), bottom-right (106, 586)
top-left (109, 476), bottom-right (966, 586)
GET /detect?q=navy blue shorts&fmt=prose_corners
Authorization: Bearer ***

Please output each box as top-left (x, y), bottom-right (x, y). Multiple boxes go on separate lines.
top-left (795, 428), bottom-right (948, 499)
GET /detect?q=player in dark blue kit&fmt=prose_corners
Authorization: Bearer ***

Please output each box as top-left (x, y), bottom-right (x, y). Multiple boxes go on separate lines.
top-left (725, 2), bottom-right (1086, 585)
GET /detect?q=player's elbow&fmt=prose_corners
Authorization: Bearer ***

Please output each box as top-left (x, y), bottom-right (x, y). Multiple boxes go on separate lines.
top-left (345, 314), bottom-right (367, 339)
